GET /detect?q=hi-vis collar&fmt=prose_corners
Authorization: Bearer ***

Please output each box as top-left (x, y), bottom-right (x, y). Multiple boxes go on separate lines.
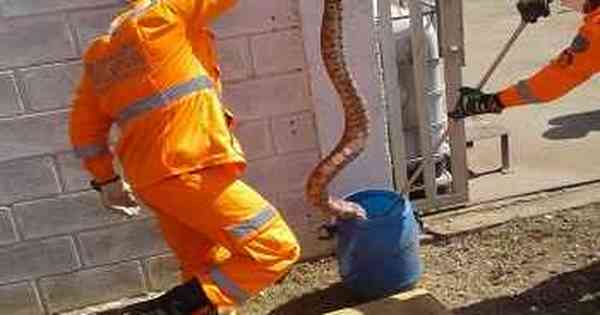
top-left (109, 0), bottom-right (158, 36)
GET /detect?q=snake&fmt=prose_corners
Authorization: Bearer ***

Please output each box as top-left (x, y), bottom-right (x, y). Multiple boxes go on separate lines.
top-left (306, 0), bottom-right (371, 218)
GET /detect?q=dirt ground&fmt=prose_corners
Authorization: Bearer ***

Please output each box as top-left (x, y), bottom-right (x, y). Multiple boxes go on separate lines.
top-left (239, 203), bottom-right (600, 315)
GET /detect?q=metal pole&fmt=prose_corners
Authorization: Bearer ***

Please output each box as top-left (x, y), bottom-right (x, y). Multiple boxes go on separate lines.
top-left (477, 20), bottom-right (528, 89)
top-left (406, 0), bottom-right (437, 202)
top-left (406, 20), bottom-right (528, 192)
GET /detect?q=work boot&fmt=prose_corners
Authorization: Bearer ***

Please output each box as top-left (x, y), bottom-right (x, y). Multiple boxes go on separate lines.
top-left (95, 278), bottom-right (215, 315)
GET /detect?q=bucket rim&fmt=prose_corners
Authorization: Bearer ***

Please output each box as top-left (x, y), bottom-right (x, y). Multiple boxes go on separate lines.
top-left (343, 189), bottom-right (408, 201)
top-left (340, 189), bottom-right (414, 227)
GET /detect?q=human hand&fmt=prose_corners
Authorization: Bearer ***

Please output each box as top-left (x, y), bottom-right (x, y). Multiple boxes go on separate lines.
top-left (99, 179), bottom-right (141, 217)
top-left (448, 87), bottom-right (504, 119)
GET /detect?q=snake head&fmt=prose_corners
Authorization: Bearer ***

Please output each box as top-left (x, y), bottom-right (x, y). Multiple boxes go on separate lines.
top-left (328, 197), bottom-right (367, 220)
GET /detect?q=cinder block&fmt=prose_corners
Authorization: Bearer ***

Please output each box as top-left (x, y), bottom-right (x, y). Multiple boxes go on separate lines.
top-left (223, 72), bottom-right (310, 121)
top-left (0, 282), bottom-right (44, 315)
top-left (278, 191), bottom-right (334, 259)
top-left (13, 191), bottom-right (140, 240)
top-left (244, 150), bottom-right (319, 194)
top-left (217, 37), bottom-right (252, 82)
top-left (56, 151), bottom-right (90, 192)
top-left (70, 7), bottom-right (118, 50)
top-left (0, 110), bottom-right (70, 161)
top-left (145, 254), bottom-right (181, 292)
top-left (234, 119), bottom-right (274, 160)
top-left (0, 236), bottom-right (80, 284)
top-left (39, 261), bottom-right (145, 314)
top-left (0, 15), bottom-right (76, 69)
top-left (0, 0), bottom-right (119, 17)
top-left (325, 289), bottom-right (452, 315)
top-left (0, 72), bottom-right (23, 117)
top-left (77, 219), bottom-right (168, 266)
top-left (0, 157), bottom-right (61, 205)
top-left (271, 112), bottom-right (318, 154)
top-left (20, 62), bottom-right (83, 112)
top-left (251, 29), bottom-right (306, 75)
top-left (276, 190), bottom-right (318, 232)
top-left (213, 0), bottom-right (300, 37)
top-left (0, 207), bottom-right (17, 245)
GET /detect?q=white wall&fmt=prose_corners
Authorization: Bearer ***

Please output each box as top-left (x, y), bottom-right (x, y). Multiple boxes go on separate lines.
top-left (299, 0), bottom-right (395, 198)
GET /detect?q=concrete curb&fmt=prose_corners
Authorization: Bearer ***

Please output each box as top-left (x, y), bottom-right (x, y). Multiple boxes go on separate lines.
top-left (423, 182), bottom-right (600, 237)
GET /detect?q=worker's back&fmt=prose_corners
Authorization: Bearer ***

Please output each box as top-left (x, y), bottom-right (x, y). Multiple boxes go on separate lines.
top-left (70, 0), bottom-right (245, 190)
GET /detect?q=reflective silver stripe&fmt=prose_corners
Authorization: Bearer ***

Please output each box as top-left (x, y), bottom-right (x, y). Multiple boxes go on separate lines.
top-left (117, 75), bottom-right (214, 125)
top-left (515, 80), bottom-right (542, 103)
top-left (210, 267), bottom-right (251, 303)
top-left (73, 143), bottom-right (110, 159)
top-left (227, 206), bottom-right (276, 239)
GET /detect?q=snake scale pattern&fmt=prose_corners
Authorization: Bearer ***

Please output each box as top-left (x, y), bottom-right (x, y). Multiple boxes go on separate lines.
top-left (306, 0), bottom-right (371, 218)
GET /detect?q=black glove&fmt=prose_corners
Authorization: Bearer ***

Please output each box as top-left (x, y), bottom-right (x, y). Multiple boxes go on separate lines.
top-left (517, 0), bottom-right (553, 23)
top-left (448, 87), bottom-right (504, 119)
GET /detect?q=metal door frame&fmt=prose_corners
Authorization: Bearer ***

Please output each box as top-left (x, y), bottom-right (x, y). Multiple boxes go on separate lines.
top-left (375, 0), bottom-right (469, 212)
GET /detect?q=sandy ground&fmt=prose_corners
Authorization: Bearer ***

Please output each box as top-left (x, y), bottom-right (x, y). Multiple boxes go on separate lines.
top-left (238, 203), bottom-right (600, 315)
top-left (64, 203), bottom-right (599, 315)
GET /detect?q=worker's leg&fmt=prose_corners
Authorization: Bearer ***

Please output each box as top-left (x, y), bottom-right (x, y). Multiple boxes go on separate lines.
top-left (137, 166), bottom-right (301, 311)
top-left (154, 210), bottom-right (231, 283)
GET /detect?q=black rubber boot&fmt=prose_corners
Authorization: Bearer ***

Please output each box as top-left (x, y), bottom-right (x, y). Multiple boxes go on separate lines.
top-left (96, 278), bottom-right (216, 315)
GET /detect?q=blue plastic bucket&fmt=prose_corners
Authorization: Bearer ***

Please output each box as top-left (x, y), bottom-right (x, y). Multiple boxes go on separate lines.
top-left (336, 190), bottom-right (422, 299)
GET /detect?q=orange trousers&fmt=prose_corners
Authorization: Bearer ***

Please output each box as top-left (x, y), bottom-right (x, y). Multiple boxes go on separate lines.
top-left (136, 166), bottom-right (301, 312)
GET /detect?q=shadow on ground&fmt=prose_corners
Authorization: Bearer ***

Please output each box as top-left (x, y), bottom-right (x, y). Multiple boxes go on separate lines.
top-left (543, 110), bottom-right (600, 140)
top-left (266, 263), bottom-right (600, 315)
top-left (455, 262), bottom-right (600, 315)
top-left (266, 282), bottom-right (364, 315)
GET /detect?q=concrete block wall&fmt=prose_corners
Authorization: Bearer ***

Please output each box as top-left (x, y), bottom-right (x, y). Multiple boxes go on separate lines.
top-left (0, 1), bottom-right (328, 313)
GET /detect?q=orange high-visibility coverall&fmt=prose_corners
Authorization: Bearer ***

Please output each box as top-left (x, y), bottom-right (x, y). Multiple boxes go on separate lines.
top-left (69, 0), bottom-right (300, 311)
top-left (498, 7), bottom-right (600, 106)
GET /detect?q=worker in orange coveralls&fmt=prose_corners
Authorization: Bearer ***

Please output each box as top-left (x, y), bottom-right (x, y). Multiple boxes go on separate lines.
top-left (69, 0), bottom-right (307, 314)
top-left (450, 0), bottom-right (600, 118)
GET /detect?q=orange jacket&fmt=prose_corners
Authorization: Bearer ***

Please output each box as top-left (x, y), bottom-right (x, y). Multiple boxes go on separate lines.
top-left (69, 0), bottom-right (245, 189)
top-left (498, 7), bottom-right (600, 107)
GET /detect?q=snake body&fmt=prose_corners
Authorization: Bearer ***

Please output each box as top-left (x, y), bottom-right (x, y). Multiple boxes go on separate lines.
top-left (306, 0), bottom-right (371, 218)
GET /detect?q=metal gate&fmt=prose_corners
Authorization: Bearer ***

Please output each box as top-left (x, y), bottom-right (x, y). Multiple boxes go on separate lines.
top-left (374, 0), bottom-right (469, 213)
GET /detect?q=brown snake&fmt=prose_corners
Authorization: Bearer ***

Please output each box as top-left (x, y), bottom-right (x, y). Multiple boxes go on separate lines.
top-left (306, 0), bottom-right (371, 219)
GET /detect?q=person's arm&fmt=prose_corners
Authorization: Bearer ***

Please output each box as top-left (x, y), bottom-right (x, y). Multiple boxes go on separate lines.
top-left (167, 0), bottom-right (238, 23)
top-left (70, 68), bottom-right (140, 216)
top-left (450, 17), bottom-right (600, 119)
top-left (498, 20), bottom-right (599, 107)
top-left (199, 0), bottom-right (238, 23)
top-left (69, 70), bottom-right (116, 183)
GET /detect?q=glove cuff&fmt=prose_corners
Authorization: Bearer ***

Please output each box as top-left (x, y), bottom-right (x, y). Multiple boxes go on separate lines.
top-left (491, 94), bottom-right (505, 113)
top-left (90, 175), bottom-right (121, 192)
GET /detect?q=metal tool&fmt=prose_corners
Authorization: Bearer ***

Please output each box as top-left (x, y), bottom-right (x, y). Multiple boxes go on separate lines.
top-left (477, 20), bottom-right (528, 89)
top-left (405, 20), bottom-right (528, 191)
